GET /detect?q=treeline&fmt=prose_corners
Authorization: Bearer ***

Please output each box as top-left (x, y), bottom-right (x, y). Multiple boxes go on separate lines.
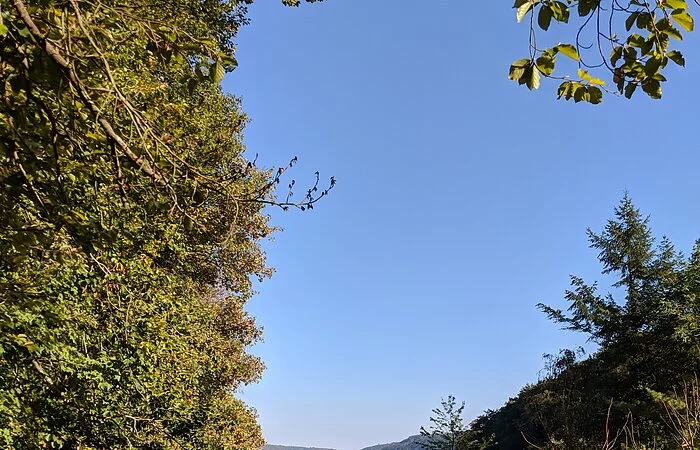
top-left (1, 1), bottom-right (331, 448)
top-left (424, 196), bottom-right (700, 449)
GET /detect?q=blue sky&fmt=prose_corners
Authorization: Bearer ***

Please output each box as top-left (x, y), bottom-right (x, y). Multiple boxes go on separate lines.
top-left (223, 1), bottom-right (700, 449)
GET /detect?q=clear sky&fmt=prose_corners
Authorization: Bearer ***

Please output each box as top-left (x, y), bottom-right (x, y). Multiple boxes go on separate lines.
top-left (222, 1), bottom-right (700, 449)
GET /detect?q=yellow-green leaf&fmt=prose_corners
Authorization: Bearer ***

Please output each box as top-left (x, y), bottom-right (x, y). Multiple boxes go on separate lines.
top-left (671, 9), bottom-right (694, 32)
top-left (527, 66), bottom-right (541, 90)
top-left (577, 68), bottom-right (606, 86)
top-left (665, 0), bottom-right (688, 9)
top-left (210, 59), bottom-right (225, 84)
top-left (509, 58), bottom-right (531, 81)
top-left (556, 43), bottom-right (580, 61)
top-left (517, 2), bottom-right (533, 23)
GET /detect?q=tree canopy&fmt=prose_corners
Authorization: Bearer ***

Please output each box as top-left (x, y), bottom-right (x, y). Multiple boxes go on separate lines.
top-left (1, 0), bottom-right (333, 447)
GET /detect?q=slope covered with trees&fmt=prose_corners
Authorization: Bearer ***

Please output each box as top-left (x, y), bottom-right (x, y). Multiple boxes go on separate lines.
top-left (423, 196), bottom-right (700, 449)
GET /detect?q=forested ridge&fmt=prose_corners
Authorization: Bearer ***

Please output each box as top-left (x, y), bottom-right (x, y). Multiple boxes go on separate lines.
top-left (420, 197), bottom-right (700, 449)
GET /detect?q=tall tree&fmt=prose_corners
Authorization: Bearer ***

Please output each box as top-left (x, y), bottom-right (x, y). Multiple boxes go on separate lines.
top-left (1, 0), bottom-right (331, 448)
top-left (471, 196), bottom-right (700, 449)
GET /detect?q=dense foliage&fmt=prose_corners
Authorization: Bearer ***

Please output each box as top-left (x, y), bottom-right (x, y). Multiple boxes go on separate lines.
top-left (462, 196), bottom-right (700, 449)
top-left (0, 0), bottom-right (333, 448)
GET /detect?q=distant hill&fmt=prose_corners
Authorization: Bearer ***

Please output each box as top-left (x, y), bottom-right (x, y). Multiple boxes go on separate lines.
top-left (360, 435), bottom-right (428, 450)
top-left (263, 445), bottom-right (337, 450)
top-left (263, 434), bottom-right (428, 450)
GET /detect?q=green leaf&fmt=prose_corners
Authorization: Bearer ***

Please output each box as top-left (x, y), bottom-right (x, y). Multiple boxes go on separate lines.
top-left (623, 46), bottom-right (638, 62)
top-left (538, 6), bottom-right (553, 30)
top-left (210, 59), bottom-right (225, 84)
top-left (0, 24), bottom-right (8, 37)
top-left (627, 33), bottom-right (645, 47)
top-left (657, 18), bottom-right (683, 40)
top-left (664, 26), bottom-right (683, 40)
top-left (642, 78), bottom-right (662, 99)
top-left (550, 1), bottom-right (570, 22)
top-left (624, 82), bottom-right (637, 99)
top-left (509, 58), bottom-right (531, 81)
top-left (220, 53), bottom-right (238, 67)
top-left (656, 32), bottom-right (671, 52)
top-left (626, 12), bottom-right (639, 32)
top-left (578, 68), bottom-right (606, 86)
top-left (588, 86), bottom-right (603, 104)
top-left (671, 9), bottom-right (694, 32)
top-left (640, 38), bottom-right (654, 56)
top-left (665, 0), bottom-right (688, 9)
top-left (555, 43), bottom-right (580, 61)
top-left (644, 55), bottom-right (663, 76)
top-left (557, 81), bottom-right (571, 99)
top-left (187, 77), bottom-right (199, 95)
top-left (636, 12), bottom-right (652, 30)
top-left (668, 50), bottom-right (685, 66)
top-left (517, 1), bottom-right (533, 23)
top-left (557, 81), bottom-right (584, 101)
top-left (610, 46), bottom-right (623, 66)
top-left (578, 0), bottom-right (599, 16)
top-left (536, 54), bottom-right (556, 75)
top-left (527, 65), bottom-right (541, 90)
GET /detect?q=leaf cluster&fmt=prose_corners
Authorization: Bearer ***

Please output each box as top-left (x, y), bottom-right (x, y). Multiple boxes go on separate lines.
top-left (510, 0), bottom-right (696, 103)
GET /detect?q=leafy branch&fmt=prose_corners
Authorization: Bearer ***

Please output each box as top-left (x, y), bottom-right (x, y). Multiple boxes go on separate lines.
top-left (510, 0), bottom-right (695, 103)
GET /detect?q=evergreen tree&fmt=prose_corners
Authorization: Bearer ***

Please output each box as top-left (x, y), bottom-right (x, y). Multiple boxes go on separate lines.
top-left (471, 196), bottom-right (700, 449)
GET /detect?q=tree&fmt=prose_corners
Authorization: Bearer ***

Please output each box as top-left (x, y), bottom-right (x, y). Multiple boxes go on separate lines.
top-left (420, 395), bottom-right (471, 450)
top-left (470, 196), bottom-right (700, 449)
top-left (537, 193), bottom-right (696, 392)
top-left (0, 0), bottom-right (332, 448)
top-left (509, 0), bottom-right (697, 103)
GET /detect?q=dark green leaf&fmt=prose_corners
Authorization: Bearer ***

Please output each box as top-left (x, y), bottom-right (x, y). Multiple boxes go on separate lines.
top-left (642, 78), bottom-right (662, 99)
top-left (538, 6), bottom-right (554, 30)
top-left (668, 50), bottom-right (685, 66)
top-left (626, 12), bottom-right (640, 31)
top-left (587, 86), bottom-right (603, 104)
